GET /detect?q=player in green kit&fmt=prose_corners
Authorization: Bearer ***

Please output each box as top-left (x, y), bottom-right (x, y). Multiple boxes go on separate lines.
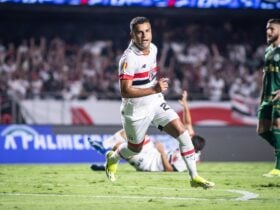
top-left (257, 19), bottom-right (280, 177)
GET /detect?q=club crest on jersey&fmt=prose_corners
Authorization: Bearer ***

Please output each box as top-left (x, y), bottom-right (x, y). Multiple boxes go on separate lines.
top-left (274, 54), bottom-right (280, 62)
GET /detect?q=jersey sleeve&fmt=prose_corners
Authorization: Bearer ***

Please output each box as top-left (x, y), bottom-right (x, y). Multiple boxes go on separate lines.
top-left (118, 52), bottom-right (137, 80)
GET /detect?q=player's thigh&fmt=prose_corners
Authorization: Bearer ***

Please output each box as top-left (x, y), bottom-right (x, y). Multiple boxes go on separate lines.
top-left (272, 102), bottom-right (280, 128)
top-left (152, 102), bottom-right (181, 136)
top-left (257, 103), bottom-right (272, 133)
top-left (121, 115), bottom-right (152, 144)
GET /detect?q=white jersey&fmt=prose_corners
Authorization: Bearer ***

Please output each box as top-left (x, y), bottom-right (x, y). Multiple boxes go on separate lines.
top-left (128, 139), bottom-right (164, 172)
top-left (128, 139), bottom-right (188, 172)
top-left (118, 41), bottom-right (158, 90)
top-left (118, 41), bottom-right (162, 114)
top-left (167, 149), bottom-right (187, 172)
top-left (118, 42), bottom-right (179, 144)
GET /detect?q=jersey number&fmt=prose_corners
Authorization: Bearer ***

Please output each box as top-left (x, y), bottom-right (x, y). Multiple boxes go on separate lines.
top-left (160, 103), bottom-right (170, 111)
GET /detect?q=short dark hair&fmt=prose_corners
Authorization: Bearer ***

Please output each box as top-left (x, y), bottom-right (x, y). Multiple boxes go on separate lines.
top-left (191, 135), bottom-right (206, 152)
top-left (130, 16), bottom-right (150, 32)
top-left (267, 19), bottom-right (280, 25)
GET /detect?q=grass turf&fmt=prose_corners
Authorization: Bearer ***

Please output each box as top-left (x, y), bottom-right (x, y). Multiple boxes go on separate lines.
top-left (0, 162), bottom-right (280, 210)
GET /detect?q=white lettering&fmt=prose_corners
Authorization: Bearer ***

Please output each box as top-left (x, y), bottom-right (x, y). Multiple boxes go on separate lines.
top-left (4, 136), bottom-right (17, 150)
top-left (22, 134), bottom-right (33, 150)
top-left (110, 0), bottom-right (142, 6)
top-left (73, 135), bottom-right (84, 150)
top-left (83, 135), bottom-right (92, 150)
top-left (2, 134), bottom-right (120, 151)
top-left (34, 135), bottom-right (47, 150)
top-left (46, 135), bottom-right (56, 150)
top-left (197, 0), bottom-right (232, 7)
top-left (56, 135), bottom-right (73, 150)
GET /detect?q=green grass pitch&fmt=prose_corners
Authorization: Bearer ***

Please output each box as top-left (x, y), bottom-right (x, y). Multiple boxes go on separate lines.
top-left (0, 162), bottom-right (280, 210)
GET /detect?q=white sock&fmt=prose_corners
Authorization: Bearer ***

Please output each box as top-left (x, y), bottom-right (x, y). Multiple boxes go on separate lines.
top-left (110, 142), bottom-right (139, 162)
top-left (176, 130), bottom-right (198, 178)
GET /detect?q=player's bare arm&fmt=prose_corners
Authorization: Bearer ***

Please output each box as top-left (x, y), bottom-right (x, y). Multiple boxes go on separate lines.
top-left (178, 90), bottom-right (195, 136)
top-left (154, 141), bottom-right (174, 172)
top-left (120, 78), bottom-right (169, 98)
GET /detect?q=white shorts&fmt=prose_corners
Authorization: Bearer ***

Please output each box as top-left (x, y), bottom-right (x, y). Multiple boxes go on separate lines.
top-left (120, 93), bottom-right (179, 144)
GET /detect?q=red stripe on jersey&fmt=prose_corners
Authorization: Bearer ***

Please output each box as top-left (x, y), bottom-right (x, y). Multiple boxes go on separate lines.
top-left (134, 71), bottom-right (149, 79)
top-left (181, 149), bottom-right (195, 156)
top-left (119, 66), bottom-right (159, 80)
top-left (119, 74), bottom-right (134, 80)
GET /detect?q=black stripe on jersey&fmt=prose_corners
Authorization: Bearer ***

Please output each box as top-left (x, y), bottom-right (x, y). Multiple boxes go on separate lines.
top-left (132, 79), bottom-right (150, 86)
top-left (132, 75), bottom-right (156, 86)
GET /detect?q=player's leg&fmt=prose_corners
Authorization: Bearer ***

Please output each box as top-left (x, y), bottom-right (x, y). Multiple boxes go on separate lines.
top-left (88, 137), bottom-right (108, 155)
top-left (105, 116), bottom-right (151, 181)
top-left (163, 118), bottom-right (197, 176)
top-left (263, 104), bottom-right (280, 177)
top-left (270, 127), bottom-right (280, 175)
top-left (163, 119), bottom-right (214, 189)
top-left (153, 103), bottom-right (214, 188)
top-left (257, 103), bottom-right (275, 147)
top-left (88, 130), bottom-right (127, 155)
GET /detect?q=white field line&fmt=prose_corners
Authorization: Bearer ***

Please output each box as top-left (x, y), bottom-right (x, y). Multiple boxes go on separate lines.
top-left (0, 188), bottom-right (258, 201)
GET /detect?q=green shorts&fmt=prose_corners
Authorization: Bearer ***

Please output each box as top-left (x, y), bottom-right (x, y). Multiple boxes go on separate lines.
top-left (258, 101), bottom-right (280, 120)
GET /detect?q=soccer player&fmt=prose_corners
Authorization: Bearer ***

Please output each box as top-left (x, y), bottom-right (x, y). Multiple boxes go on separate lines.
top-left (89, 128), bottom-right (205, 172)
top-left (89, 90), bottom-right (205, 172)
top-left (257, 19), bottom-right (280, 177)
top-left (105, 16), bottom-right (214, 189)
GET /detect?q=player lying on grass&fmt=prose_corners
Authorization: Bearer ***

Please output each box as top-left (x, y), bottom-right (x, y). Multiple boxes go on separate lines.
top-left (89, 129), bottom-right (205, 172)
top-left (89, 90), bottom-right (205, 172)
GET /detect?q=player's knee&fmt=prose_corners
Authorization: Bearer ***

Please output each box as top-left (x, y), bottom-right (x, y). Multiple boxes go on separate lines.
top-left (128, 146), bottom-right (142, 153)
top-left (127, 141), bottom-right (144, 153)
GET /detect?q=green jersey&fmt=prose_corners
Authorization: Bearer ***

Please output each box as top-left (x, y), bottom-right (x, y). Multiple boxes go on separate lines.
top-left (262, 45), bottom-right (280, 103)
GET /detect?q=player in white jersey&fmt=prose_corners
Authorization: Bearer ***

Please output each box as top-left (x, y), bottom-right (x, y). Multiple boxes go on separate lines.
top-left (89, 129), bottom-right (205, 172)
top-left (106, 16), bottom-right (214, 189)
top-left (89, 91), bottom-right (205, 172)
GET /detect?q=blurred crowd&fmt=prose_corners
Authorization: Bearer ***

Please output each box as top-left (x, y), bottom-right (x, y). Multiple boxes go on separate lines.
top-left (0, 18), bottom-right (265, 104)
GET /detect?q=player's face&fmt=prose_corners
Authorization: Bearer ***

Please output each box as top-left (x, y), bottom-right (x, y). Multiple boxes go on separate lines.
top-left (131, 22), bottom-right (152, 53)
top-left (266, 23), bottom-right (280, 45)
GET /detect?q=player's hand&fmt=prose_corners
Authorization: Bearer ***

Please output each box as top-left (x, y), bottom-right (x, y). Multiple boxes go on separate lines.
top-left (272, 90), bottom-right (280, 102)
top-left (154, 78), bottom-right (169, 93)
top-left (178, 90), bottom-right (188, 106)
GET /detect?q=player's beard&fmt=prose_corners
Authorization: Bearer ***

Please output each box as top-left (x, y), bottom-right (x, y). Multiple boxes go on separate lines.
top-left (267, 34), bottom-right (279, 45)
top-left (134, 41), bottom-right (150, 52)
